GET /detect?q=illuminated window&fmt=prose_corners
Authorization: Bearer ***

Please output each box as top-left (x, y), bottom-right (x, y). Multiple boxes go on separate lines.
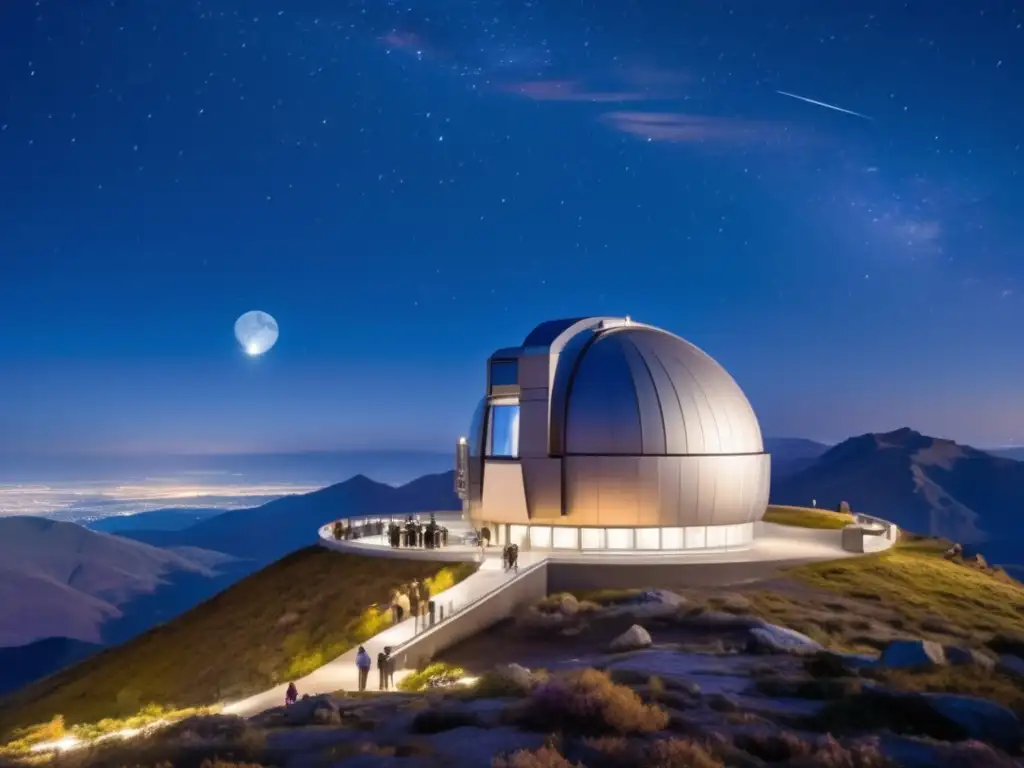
top-left (635, 528), bottom-right (660, 550)
top-left (685, 526), bottom-right (706, 549)
top-left (706, 526), bottom-right (727, 549)
top-left (487, 404), bottom-right (520, 457)
top-left (530, 526), bottom-right (552, 549)
top-left (580, 528), bottom-right (605, 550)
top-left (490, 360), bottom-right (518, 388)
top-left (509, 525), bottom-right (529, 548)
top-left (661, 527), bottom-right (684, 549)
top-left (606, 528), bottom-right (632, 550)
top-left (552, 527), bottom-right (578, 549)
top-left (468, 399), bottom-right (486, 457)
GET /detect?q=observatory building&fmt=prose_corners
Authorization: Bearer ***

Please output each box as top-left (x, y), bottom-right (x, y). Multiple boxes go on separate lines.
top-left (455, 317), bottom-right (771, 553)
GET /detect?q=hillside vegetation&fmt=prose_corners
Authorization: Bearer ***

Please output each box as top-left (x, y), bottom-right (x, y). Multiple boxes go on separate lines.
top-left (763, 504), bottom-right (853, 530)
top-left (0, 547), bottom-right (475, 741)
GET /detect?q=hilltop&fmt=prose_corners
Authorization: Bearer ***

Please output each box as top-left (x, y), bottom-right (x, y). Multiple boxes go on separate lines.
top-left (0, 547), bottom-right (474, 739)
top-left (0, 518), bottom-right (236, 649)
top-left (771, 427), bottom-right (1024, 565)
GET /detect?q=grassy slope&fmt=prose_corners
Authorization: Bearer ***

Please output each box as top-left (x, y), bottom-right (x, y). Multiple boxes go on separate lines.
top-left (762, 504), bottom-right (854, 530)
top-left (745, 536), bottom-right (1024, 651)
top-left (0, 547), bottom-right (475, 740)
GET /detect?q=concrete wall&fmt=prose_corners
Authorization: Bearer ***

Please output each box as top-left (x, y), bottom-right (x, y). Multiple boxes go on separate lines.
top-left (390, 561), bottom-right (549, 672)
top-left (317, 527), bottom-right (483, 563)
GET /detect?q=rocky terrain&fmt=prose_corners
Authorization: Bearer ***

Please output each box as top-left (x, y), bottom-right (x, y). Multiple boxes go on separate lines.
top-left (6, 584), bottom-right (1023, 768)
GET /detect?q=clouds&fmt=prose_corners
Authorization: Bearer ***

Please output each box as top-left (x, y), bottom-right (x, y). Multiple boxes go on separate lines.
top-left (502, 79), bottom-right (649, 103)
top-left (602, 111), bottom-right (791, 145)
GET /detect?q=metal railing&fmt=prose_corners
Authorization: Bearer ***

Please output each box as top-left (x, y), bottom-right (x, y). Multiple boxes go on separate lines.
top-left (852, 512), bottom-right (899, 540)
top-left (389, 559), bottom-right (546, 657)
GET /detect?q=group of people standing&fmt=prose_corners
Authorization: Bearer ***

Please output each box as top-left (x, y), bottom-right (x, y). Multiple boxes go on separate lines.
top-left (387, 514), bottom-right (449, 549)
top-left (354, 645), bottom-right (396, 692)
top-left (390, 578), bottom-right (432, 629)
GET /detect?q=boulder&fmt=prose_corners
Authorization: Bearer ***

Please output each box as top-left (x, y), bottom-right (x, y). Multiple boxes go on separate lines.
top-left (641, 589), bottom-right (684, 607)
top-left (254, 693), bottom-right (347, 727)
top-left (517, 607), bottom-right (566, 631)
top-left (609, 624), bottom-right (652, 652)
top-left (997, 654), bottom-right (1024, 680)
top-left (943, 646), bottom-right (996, 670)
top-left (745, 623), bottom-right (824, 656)
top-left (493, 663), bottom-right (536, 692)
top-left (555, 593), bottom-right (580, 615)
top-left (877, 639), bottom-right (947, 668)
top-left (922, 693), bottom-right (1022, 753)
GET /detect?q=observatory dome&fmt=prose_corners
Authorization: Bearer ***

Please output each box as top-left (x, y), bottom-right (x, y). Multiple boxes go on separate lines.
top-left (563, 326), bottom-right (763, 457)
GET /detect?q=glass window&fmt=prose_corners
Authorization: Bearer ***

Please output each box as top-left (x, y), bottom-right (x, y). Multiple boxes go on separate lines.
top-left (606, 528), bottom-right (632, 549)
top-left (490, 360), bottom-right (518, 388)
top-left (509, 525), bottom-right (529, 548)
top-left (552, 527), bottom-right (578, 549)
top-left (468, 399), bottom-right (487, 457)
top-left (661, 527), bottom-right (684, 549)
top-left (580, 527), bottom-right (604, 550)
top-left (635, 528), bottom-right (660, 550)
top-left (487, 404), bottom-right (520, 457)
top-left (530, 526), bottom-right (552, 549)
top-left (685, 526), bottom-right (706, 549)
top-left (706, 525), bottom-right (727, 549)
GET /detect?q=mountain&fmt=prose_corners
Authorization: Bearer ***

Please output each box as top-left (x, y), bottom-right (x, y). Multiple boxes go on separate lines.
top-left (0, 637), bottom-right (100, 696)
top-left (764, 437), bottom-right (831, 479)
top-left (0, 517), bottom-right (240, 649)
top-left (771, 427), bottom-right (1024, 565)
top-left (88, 507), bottom-right (226, 534)
top-left (118, 471), bottom-right (462, 563)
top-left (989, 447), bottom-right (1024, 462)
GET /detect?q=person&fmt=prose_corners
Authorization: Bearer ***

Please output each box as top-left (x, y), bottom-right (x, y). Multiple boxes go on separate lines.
top-left (481, 526), bottom-right (491, 547)
top-left (502, 544), bottom-right (511, 572)
top-left (355, 645), bottom-right (371, 692)
top-left (377, 647), bottom-right (391, 691)
top-left (509, 543), bottom-right (519, 573)
top-left (384, 646), bottom-right (396, 689)
top-left (409, 580), bottom-right (421, 629)
top-left (397, 588), bottom-right (411, 622)
top-left (390, 590), bottom-right (404, 624)
top-left (285, 681), bottom-right (298, 706)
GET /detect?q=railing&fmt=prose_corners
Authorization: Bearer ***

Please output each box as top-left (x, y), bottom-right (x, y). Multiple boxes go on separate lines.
top-left (852, 513), bottom-right (899, 541)
top-left (389, 559), bottom-right (547, 658)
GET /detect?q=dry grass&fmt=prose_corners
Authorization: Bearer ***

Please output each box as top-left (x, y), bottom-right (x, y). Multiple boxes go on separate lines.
top-left (764, 504), bottom-right (854, 530)
top-left (867, 666), bottom-right (1024, 718)
top-left (396, 662), bottom-right (466, 692)
top-left (0, 548), bottom-right (475, 742)
top-left (518, 669), bottom-right (668, 736)
top-left (492, 744), bottom-right (578, 768)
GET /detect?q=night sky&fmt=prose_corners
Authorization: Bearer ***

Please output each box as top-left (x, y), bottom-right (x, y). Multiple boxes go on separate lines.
top-left (1, 0), bottom-right (1022, 457)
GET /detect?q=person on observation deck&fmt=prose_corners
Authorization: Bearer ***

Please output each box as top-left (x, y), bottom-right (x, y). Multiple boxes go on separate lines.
top-left (355, 646), bottom-right (371, 692)
top-left (377, 647), bottom-right (391, 691)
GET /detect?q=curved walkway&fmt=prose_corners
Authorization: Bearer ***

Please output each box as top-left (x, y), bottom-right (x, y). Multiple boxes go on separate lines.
top-left (224, 515), bottom-right (897, 717)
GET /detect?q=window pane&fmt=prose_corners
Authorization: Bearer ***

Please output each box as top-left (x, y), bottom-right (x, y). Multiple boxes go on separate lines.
top-left (487, 404), bottom-right (520, 457)
top-left (490, 360), bottom-right (518, 387)
top-left (606, 528), bottom-right (632, 549)
top-left (509, 525), bottom-right (529, 547)
top-left (685, 526), bottom-right (706, 549)
top-left (580, 528), bottom-right (604, 550)
top-left (706, 525), bottom-right (727, 549)
top-left (661, 527), bottom-right (684, 549)
top-left (468, 399), bottom-right (486, 457)
top-left (552, 527), bottom-right (578, 549)
top-left (635, 528), bottom-right (660, 550)
top-left (530, 526), bottom-right (552, 549)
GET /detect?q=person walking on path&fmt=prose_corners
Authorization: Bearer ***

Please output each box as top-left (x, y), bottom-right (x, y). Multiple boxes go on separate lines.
top-left (502, 544), bottom-right (511, 572)
top-left (509, 543), bottom-right (519, 573)
top-left (355, 646), bottom-right (372, 692)
top-left (377, 647), bottom-right (391, 691)
top-left (285, 682), bottom-right (298, 706)
top-left (409, 580), bottom-right (421, 630)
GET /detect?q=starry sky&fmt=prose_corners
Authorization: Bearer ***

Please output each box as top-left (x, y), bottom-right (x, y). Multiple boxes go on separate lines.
top-left (1, 0), bottom-right (1022, 458)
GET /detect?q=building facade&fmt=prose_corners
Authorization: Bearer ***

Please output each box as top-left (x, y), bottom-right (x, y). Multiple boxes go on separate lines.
top-left (457, 317), bottom-right (771, 553)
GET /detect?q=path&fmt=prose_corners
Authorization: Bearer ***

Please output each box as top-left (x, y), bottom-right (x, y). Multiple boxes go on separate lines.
top-left (223, 553), bottom-right (524, 716)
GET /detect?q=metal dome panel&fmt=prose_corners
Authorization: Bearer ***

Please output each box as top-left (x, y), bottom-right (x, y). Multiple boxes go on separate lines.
top-left (563, 327), bottom-right (763, 456)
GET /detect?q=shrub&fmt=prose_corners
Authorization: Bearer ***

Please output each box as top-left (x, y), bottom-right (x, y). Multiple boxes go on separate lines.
top-left (492, 744), bottom-right (578, 768)
top-left (469, 665), bottom-right (545, 699)
top-left (583, 736), bottom-right (723, 768)
top-left (397, 662), bottom-right (466, 692)
top-left (519, 669), bottom-right (669, 736)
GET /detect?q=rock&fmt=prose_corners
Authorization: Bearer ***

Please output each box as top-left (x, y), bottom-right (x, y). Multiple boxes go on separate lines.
top-left (745, 623), bottom-right (824, 656)
top-left (678, 610), bottom-right (763, 630)
top-left (944, 646), bottom-right (996, 670)
top-left (966, 553), bottom-right (988, 569)
top-left (493, 663), bottom-right (536, 692)
top-left (922, 693), bottom-right (1022, 754)
top-left (256, 693), bottom-right (347, 727)
top-left (997, 654), bottom-right (1024, 680)
top-left (944, 543), bottom-right (963, 559)
top-left (556, 593), bottom-right (580, 615)
top-left (517, 607), bottom-right (566, 631)
top-left (877, 639), bottom-right (947, 668)
top-left (312, 705), bottom-right (342, 725)
top-left (609, 624), bottom-right (652, 652)
top-left (715, 593), bottom-right (752, 612)
top-left (705, 692), bottom-right (739, 712)
top-left (641, 589), bottom-right (684, 606)
top-left (560, 625), bottom-right (585, 637)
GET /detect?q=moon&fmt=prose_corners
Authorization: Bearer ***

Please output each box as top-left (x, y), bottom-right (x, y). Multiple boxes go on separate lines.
top-left (234, 311), bottom-right (279, 357)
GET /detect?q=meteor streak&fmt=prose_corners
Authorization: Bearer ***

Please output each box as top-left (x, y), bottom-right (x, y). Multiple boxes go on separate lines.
top-left (776, 90), bottom-right (873, 121)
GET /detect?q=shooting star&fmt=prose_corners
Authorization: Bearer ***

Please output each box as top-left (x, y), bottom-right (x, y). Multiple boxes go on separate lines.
top-left (776, 90), bottom-right (873, 121)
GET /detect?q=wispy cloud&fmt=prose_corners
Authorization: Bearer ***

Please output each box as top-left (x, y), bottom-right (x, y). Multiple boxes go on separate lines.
top-left (502, 79), bottom-right (650, 103)
top-left (602, 111), bottom-right (791, 144)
